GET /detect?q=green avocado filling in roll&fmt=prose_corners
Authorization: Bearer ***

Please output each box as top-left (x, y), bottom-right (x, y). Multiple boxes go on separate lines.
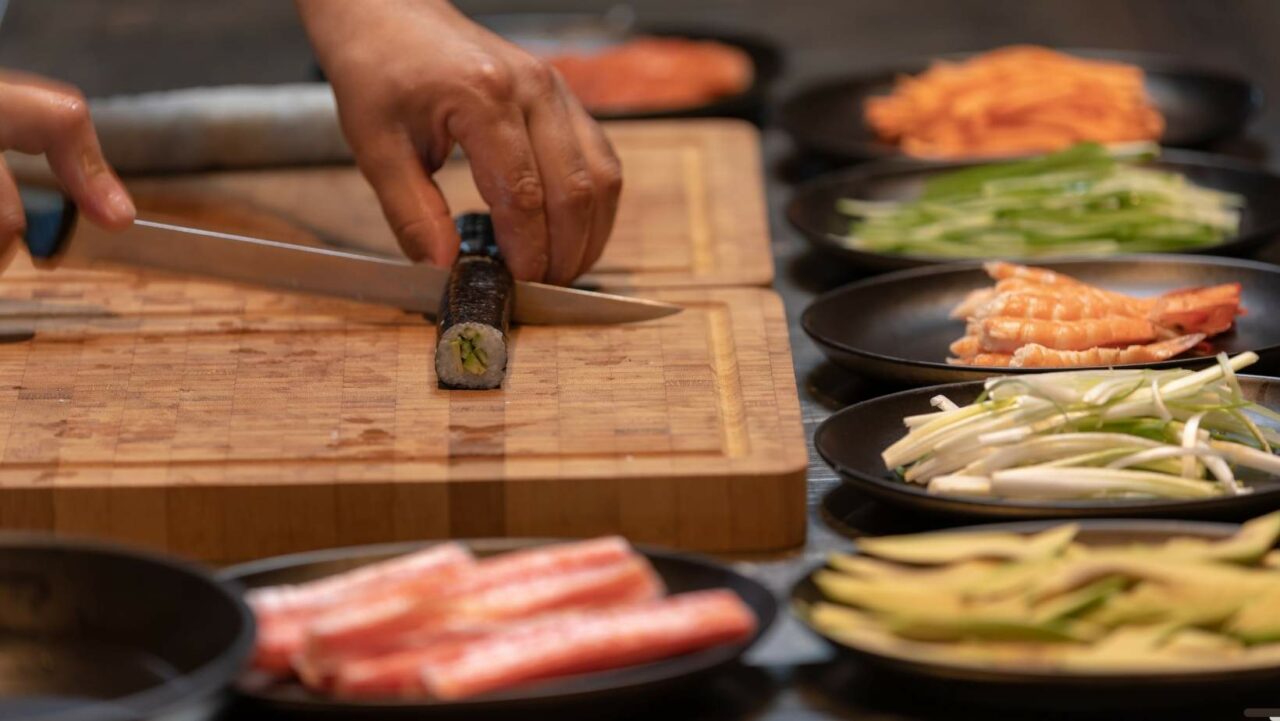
top-left (449, 329), bottom-right (489, 375)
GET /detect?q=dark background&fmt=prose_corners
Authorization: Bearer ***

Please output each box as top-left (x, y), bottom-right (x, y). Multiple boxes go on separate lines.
top-left (2, 1), bottom-right (1278, 718)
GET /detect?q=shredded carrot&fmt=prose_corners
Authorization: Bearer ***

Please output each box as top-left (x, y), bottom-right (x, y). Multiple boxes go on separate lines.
top-left (866, 46), bottom-right (1165, 158)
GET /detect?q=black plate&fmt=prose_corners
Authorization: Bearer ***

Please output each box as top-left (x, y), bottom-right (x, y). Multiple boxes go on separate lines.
top-left (780, 48), bottom-right (1261, 162)
top-left (471, 13), bottom-right (782, 123)
top-left (802, 255), bottom-right (1280, 386)
top-left (219, 539), bottom-right (777, 718)
top-left (816, 375), bottom-right (1280, 521)
top-left (0, 535), bottom-right (254, 721)
top-left (791, 519), bottom-right (1280, 706)
top-left (787, 150), bottom-right (1280, 273)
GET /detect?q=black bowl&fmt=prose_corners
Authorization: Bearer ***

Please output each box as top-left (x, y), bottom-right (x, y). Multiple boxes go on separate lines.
top-left (0, 535), bottom-right (254, 721)
top-left (815, 375), bottom-right (1280, 522)
top-left (780, 48), bottom-right (1261, 162)
top-left (792, 519), bottom-right (1280, 710)
top-left (787, 150), bottom-right (1280, 273)
top-left (802, 255), bottom-right (1280, 386)
top-left (220, 539), bottom-right (777, 718)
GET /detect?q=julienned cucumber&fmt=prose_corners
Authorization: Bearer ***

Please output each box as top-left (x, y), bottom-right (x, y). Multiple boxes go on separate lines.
top-left (838, 143), bottom-right (1244, 258)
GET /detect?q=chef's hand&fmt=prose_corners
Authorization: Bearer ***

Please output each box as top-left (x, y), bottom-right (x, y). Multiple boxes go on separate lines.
top-left (295, 0), bottom-right (621, 285)
top-left (0, 71), bottom-right (134, 253)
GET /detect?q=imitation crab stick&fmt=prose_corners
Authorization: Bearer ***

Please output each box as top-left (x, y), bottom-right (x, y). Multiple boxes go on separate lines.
top-left (248, 543), bottom-right (475, 675)
top-left (295, 556), bottom-right (665, 690)
top-left (415, 590), bottom-right (756, 700)
top-left (304, 537), bottom-right (640, 661)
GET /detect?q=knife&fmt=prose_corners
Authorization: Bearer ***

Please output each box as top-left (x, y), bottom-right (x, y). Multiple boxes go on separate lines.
top-left (17, 187), bottom-right (681, 325)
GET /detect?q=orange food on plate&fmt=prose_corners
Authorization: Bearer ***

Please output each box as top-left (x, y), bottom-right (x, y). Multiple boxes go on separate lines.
top-left (947, 262), bottom-right (1243, 368)
top-left (547, 37), bottom-right (753, 112)
top-left (865, 46), bottom-right (1165, 158)
top-left (244, 536), bottom-right (757, 700)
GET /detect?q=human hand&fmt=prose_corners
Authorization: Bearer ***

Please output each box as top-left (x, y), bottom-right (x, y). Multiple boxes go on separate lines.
top-left (296, 0), bottom-right (622, 284)
top-left (0, 70), bottom-right (134, 253)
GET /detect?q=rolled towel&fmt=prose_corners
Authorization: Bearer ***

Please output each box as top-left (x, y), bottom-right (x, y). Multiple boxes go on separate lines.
top-left (88, 83), bottom-right (350, 173)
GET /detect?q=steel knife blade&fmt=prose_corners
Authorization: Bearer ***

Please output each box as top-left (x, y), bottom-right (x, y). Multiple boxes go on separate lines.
top-left (19, 188), bottom-right (681, 326)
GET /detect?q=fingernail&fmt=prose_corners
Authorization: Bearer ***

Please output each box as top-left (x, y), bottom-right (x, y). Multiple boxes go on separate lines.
top-left (107, 186), bottom-right (135, 223)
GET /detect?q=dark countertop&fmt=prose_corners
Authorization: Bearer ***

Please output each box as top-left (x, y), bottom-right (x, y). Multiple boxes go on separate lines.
top-left (3, 1), bottom-right (1280, 718)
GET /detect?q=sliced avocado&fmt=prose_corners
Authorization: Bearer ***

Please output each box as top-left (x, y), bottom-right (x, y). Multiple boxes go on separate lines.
top-left (1029, 556), bottom-right (1278, 602)
top-left (1263, 550), bottom-right (1280, 569)
top-left (963, 558), bottom-right (1063, 600)
top-left (452, 330), bottom-right (488, 375)
top-left (808, 600), bottom-right (883, 633)
top-left (813, 570), bottom-right (964, 616)
top-left (854, 523), bottom-right (1078, 565)
top-left (827, 554), bottom-right (1003, 586)
top-left (807, 601), bottom-right (917, 652)
top-left (1226, 587), bottom-right (1280, 644)
top-left (1056, 625), bottom-right (1196, 671)
top-left (1032, 576), bottom-right (1128, 623)
top-left (1088, 579), bottom-right (1256, 628)
top-left (1163, 628), bottom-right (1245, 657)
top-left (887, 614), bottom-right (1099, 644)
top-left (1157, 511), bottom-right (1280, 565)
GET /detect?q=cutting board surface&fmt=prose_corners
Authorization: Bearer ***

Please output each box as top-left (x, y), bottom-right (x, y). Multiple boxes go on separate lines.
top-left (124, 120), bottom-right (774, 289)
top-left (0, 256), bottom-right (804, 562)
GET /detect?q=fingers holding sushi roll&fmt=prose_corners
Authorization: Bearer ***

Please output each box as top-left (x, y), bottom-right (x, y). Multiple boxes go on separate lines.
top-left (343, 130), bottom-right (462, 266)
top-left (298, 0), bottom-right (622, 285)
top-left (565, 92), bottom-right (623, 279)
top-left (449, 102), bottom-right (552, 284)
top-left (521, 70), bottom-right (623, 285)
top-left (524, 83), bottom-right (593, 287)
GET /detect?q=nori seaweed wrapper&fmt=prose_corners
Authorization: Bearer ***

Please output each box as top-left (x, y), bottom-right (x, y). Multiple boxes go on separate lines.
top-left (435, 213), bottom-right (514, 389)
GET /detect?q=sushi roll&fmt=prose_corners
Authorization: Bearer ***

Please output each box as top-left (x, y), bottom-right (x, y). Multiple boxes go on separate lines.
top-left (435, 214), bottom-right (513, 390)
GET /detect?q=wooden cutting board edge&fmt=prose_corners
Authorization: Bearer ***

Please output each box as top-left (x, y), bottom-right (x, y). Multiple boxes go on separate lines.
top-left (0, 286), bottom-right (807, 562)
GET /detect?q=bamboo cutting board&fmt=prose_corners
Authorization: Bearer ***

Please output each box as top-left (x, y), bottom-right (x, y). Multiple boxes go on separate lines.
top-left (121, 119), bottom-right (774, 290)
top-left (0, 256), bottom-right (805, 563)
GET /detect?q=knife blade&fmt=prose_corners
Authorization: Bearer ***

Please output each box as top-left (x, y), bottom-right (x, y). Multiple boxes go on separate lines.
top-left (18, 187), bottom-right (681, 326)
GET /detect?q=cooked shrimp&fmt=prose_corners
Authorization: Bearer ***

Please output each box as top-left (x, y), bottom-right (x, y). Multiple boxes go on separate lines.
top-left (977, 316), bottom-right (1157, 352)
top-left (969, 291), bottom-right (1148, 321)
top-left (1149, 283), bottom-right (1243, 337)
top-left (950, 288), bottom-right (997, 319)
top-left (992, 278), bottom-right (1146, 307)
top-left (951, 352), bottom-right (1014, 367)
top-left (949, 263), bottom-right (1240, 369)
top-left (983, 261), bottom-right (1084, 286)
top-left (1010, 334), bottom-right (1206, 368)
top-left (948, 335), bottom-right (982, 358)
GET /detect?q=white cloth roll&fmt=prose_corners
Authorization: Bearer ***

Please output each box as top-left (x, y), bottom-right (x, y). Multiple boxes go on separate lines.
top-left (89, 83), bottom-right (352, 173)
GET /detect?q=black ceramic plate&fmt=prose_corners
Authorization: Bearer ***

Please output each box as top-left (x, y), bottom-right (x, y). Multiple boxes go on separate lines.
top-left (0, 535), bottom-right (254, 721)
top-left (791, 520), bottom-right (1280, 705)
top-left (780, 48), bottom-right (1261, 162)
top-left (787, 150), bottom-right (1280, 273)
top-left (471, 13), bottom-right (782, 122)
top-left (220, 540), bottom-right (777, 718)
top-left (802, 255), bottom-right (1280, 386)
top-left (815, 375), bottom-right (1280, 521)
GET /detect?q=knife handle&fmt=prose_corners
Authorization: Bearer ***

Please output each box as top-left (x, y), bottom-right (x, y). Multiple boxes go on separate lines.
top-left (19, 186), bottom-right (77, 261)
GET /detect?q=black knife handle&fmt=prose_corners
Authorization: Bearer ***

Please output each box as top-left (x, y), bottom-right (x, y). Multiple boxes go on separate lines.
top-left (455, 212), bottom-right (501, 260)
top-left (19, 186), bottom-right (77, 260)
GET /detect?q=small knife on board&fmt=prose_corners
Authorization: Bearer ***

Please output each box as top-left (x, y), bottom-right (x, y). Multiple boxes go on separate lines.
top-left (16, 187), bottom-right (680, 325)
